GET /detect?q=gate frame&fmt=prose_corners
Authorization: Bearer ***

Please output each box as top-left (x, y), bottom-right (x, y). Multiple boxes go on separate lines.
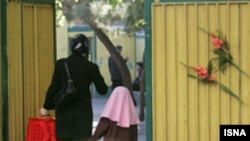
top-left (2, 0), bottom-right (56, 140)
top-left (145, 0), bottom-right (153, 140)
top-left (1, 0), bottom-right (8, 140)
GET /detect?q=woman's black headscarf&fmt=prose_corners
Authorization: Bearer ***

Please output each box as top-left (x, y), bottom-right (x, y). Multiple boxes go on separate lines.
top-left (71, 34), bottom-right (89, 55)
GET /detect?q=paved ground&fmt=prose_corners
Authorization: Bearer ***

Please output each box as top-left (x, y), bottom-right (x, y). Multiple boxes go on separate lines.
top-left (92, 97), bottom-right (146, 141)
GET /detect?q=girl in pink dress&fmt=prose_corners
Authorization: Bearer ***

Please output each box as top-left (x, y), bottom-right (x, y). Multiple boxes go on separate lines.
top-left (89, 86), bottom-right (140, 141)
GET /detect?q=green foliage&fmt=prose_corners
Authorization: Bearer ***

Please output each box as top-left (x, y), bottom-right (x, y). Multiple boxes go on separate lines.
top-left (109, 0), bottom-right (122, 7)
top-left (123, 0), bottom-right (144, 33)
top-left (56, 0), bottom-right (144, 34)
top-left (55, 0), bottom-right (65, 27)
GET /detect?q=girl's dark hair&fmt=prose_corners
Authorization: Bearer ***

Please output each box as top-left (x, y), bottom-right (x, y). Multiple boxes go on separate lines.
top-left (136, 62), bottom-right (143, 69)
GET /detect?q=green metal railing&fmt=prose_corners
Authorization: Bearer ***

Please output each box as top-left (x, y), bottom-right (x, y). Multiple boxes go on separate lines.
top-left (1, 0), bottom-right (9, 140)
top-left (144, 0), bottom-right (153, 140)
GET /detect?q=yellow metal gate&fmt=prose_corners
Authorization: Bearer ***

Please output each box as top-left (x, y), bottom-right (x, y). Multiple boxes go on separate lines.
top-left (152, 1), bottom-right (250, 141)
top-left (7, 1), bottom-right (55, 140)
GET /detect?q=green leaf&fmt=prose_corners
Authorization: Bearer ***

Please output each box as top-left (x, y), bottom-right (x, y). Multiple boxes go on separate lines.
top-left (230, 61), bottom-right (250, 78)
top-left (179, 62), bottom-right (194, 70)
top-left (198, 26), bottom-right (210, 34)
top-left (188, 73), bottom-right (244, 104)
top-left (207, 60), bottom-right (213, 75)
top-left (187, 74), bottom-right (199, 79)
top-left (109, 0), bottom-right (121, 8)
top-left (218, 83), bottom-right (244, 104)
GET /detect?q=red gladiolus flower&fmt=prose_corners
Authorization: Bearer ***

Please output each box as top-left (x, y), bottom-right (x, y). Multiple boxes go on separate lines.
top-left (198, 69), bottom-right (208, 78)
top-left (208, 76), bottom-right (215, 82)
top-left (194, 66), bottom-right (203, 71)
top-left (195, 66), bottom-right (208, 78)
top-left (211, 33), bottom-right (223, 49)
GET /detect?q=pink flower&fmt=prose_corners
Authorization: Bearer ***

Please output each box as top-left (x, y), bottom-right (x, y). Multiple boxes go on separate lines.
top-left (212, 38), bottom-right (223, 49)
top-left (211, 33), bottom-right (223, 49)
top-left (194, 66), bottom-right (203, 71)
top-left (194, 66), bottom-right (208, 78)
top-left (198, 68), bottom-right (208, 78)
top-left (208, 76), bottom-right (215, 81)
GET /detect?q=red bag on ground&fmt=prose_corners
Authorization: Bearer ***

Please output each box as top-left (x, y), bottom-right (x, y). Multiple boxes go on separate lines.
top-left (26, 116), bottom-right (59, 141)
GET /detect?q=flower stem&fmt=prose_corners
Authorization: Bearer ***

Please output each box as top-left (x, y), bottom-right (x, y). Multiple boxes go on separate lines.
top-left (179, 62), bottom-right (194, 70)
top-left (218, 83), bottom-right (244, 104)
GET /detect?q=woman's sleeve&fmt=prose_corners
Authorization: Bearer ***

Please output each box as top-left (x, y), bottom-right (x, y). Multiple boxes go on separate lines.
top-left (43, 60), bottom-right (62, 110)
top-left (89, 118), bottom-right (110, 141)
top-left (91, 65), bottom-right (108, 95)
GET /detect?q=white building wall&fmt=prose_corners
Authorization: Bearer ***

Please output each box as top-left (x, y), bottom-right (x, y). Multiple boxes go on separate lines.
top-left (56, 22), bottom-right (69, 59)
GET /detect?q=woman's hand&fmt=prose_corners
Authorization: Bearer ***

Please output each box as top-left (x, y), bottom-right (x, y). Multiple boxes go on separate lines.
top-left (39, 107), bottom-right (49, 116)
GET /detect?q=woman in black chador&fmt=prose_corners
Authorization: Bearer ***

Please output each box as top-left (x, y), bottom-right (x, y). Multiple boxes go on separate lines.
top-left (40, 34), bottom-right (108, 141)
